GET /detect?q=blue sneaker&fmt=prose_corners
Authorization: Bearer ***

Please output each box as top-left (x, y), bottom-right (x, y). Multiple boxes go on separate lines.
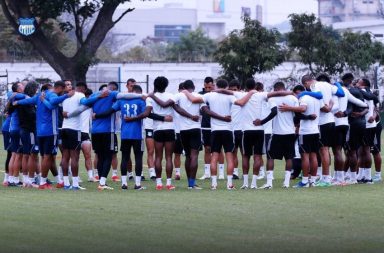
top-left (72, 186), bottom-right (86, 190)
top-left (293, 181), bottom-right (309, 188)
top-left (63, 185), bottom-right (72, 190)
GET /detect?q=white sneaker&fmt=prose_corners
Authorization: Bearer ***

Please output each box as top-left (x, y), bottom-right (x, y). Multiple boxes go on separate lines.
top-left (227, 185), bottom-right (236, 190)
top-left (282, 184), bottom-right (289, 189)
top-left (218, 174), bottom-right (225, 180)
top-left (199, 174), bottom-right (210, 180)
top-left (260, 184), bottom-right (272, 190)
top-left (346, 179), bottom-right (358, 185)
top-left (240, 185), bottom-right (249, 189)
top-left (250, 185), bottom-right (257, 189)
top-left (257, 170), bottom-right (265, 180)
top-left (373, 175), bottom-right (382, 182)
top-left (78, 177), bottom-right (83, 183)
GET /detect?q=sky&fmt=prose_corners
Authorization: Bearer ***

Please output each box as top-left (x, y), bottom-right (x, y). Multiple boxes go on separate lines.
top-left (123, 0), bottom-right (318, 25)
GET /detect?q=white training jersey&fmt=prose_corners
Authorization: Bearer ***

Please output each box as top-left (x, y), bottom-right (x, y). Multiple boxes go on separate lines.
top-left (143, 117), bottom-right (153, 130)
top-left (231, 91), bottom-right (246, 131)
top-left (241, 92), bottom-right (268, 131)
top-left (363, 89), bottom-right (377, 129)
top-left (174, 111), bottom-right (181, 133)
top-left (311, 81), bottom-right (338, 125)
top-left (203, 92), bottom-right (235, 131)
top-left (80, 108), bottom-right (92, 133)
top-left (62, 91), bottom-right (85, 131)
top-left (261, 100), bottom-right (272, 134)
top-left (269, 95), bottom-right (299, 135)
top-left (174, 92), bottom-right (202, 131)
top-left (146, 92), bottom-right (175, 131)
top-left (298, 95), bottom-right (323, 135)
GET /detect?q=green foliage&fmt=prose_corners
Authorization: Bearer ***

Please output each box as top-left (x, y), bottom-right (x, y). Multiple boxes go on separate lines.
top-left (214, 17), bottom-right (285, 85)
top-left (166, 28), bottom-right (217, 62)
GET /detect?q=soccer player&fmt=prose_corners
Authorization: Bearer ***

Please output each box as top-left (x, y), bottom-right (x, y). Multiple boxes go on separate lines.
top-left (261, 81), bottom-right (299, 189)
top-left (372, 103), bottom-right (382, 182)
top-left (173, 83), bottom-right (185, 180)
top-left (143, 116), bottom-right (157, 180)
top-left (256, 82), bottom-right (269, 180)
top-left (2, 91), bottom-right (12, 186)
top-left (14, 81), bottom-right (73, 189)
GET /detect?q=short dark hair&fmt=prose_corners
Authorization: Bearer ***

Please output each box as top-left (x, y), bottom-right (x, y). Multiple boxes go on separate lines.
top-left (24, 81), bottom-right (39, 97)
top-left (316, 73), bottom-right (330, 83)
top-left (54, 80), bottom-right (66, 89)
top-left (76, 81), bottom-right (87, 89)
top-left (293, 85), bottom-right (305, 93)
top-left (178, 82), bottom-right (185, 90)
top-left (361, 78), bottom-right (371, 88)
top-left (216, 79), bottom-right (228, 89)
top-left (245, 78), bottom-right (256, 90)
top-left (301, 74), bottom-right (314, 85)
top-left (11, 82), bottom-right (19, 92)
top-left (229, 79), bottom-right (241, 90)
top-left (127, 78), bottom-right (136, 84)
top-left (255, 82), bottom-right (264, 91)
top-left (204, 77), bottom-right (214, 84)
top-left (41, 83), bottom-right (52, 91)
top-left (98, 84), bottom-right (107, 91)
top-left (273, 81), bottom-right (285, 90)
top-left (108, 81), bottom-right (119, 90)
top-left (183, 80), bottom-right (195, 90)
top-left (341, 73), bottom-right (354, 81)
top-left (154, 76), bottom-right (168, 93)
top-left (132, 85), bottom-right (142, 93)
top-left (85, 88), bottom-right (93, 97)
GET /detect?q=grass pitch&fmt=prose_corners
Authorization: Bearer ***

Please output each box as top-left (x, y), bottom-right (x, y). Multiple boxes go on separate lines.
top-left (0, 138), bottom-right (384, 253)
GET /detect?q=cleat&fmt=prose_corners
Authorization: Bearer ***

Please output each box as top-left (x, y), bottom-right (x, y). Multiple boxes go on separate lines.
top-left (134, 185), bottom-right (146, 190)
top-left (233, 174), bottom-right (240, 180)
top-left (39, 183), bottom-right (53, 190)
top-left (121, 184), bottom-right (128, 190)
top-left (293, 181), bottom-right (309, 188)
top-left (199, 174), bottom-right (210, 180)
top-left (315, 181), bottom-right (332, 187)
top-left (97, 185), bottom-right (114, 191)
top-left (16, 182), bottom-right (23, 187)
top-left (56, 182), bottom-right (64, 189)
top-left (260, 184), bottom-right (273, 190)
top-left (141, 176), bottom-right (146, 181)
top-left (257, 169), bottom-right (265, 180)
top-left (94, 175), bottom-right (100, 180)
top-left (150, 176), bottom-right (156, 181)
top-left (282, 184), bottom-right (290, 189)
top-left (31, 182), bottom-right (39, 188)
top-left (188, 185), bottom-right (203, 190)
top-left (174, 175), bottom-right (181, 181)
top-left (211, 185), bottom-right (217, 190)
top-left (111, 175), bottom-right (120, 182)
top-left (74, 185), bottom-right (86, 190)
top-left (373, 175), bottom-right (382, 182)
top-left (227, 185), bottom-right (236, 190)
top-left (166, 185), bottom-right (176, 190)
top-left (346, 179), bottom-right (358, 185)
top-left (240, 185), bottom-right (249, 189)
top-left (218, 174), bottom-right (225, 180)
top-left (63, 185), bottom-right (72, 190)
top-left (128, 175), bottom-right (134, 181)
top-left (8, 182), bottom-right (17, 187)
top-left (362, 179), bottom-right (374, 185)
top-left (88, 177), bottom-right (98, 182)
top-left (156, 185), bottom-right (163, 191)
top-left (250, 185), bottom-right (257, 189)
top-left (46, 178), bottom-right (53, 185)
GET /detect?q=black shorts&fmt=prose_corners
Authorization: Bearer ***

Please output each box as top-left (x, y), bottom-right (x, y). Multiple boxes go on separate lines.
top-left (154, 129), bottom-right (175, 143)
top-left (334, 125), bottom-right (349, 147)
top-left (174, 133), bottom-right (183, 155)
top-left (180, 128), bottom-right (202, 156)
top-left (319, 122), bottom-right (335, 147)
top-left (242, 130), bottom-right (264, 156)
top-left (363, 127), bottom-right (376, 147)
top-left (211, 130), bottom-right (234, 153)
top-left (10, 130), bottom-right (22, 153)
top-left (2, 131), bottom-right (10, 151)
top-left (202, 129), bottom-right (211, 146)
top-left (371, 123), bottom-right (382, 154)
top-left (38, 135), bottom-right (58, 156)
top-left (120, 139), bottom-right (144, 154)
top-left (61, 128), bottom-right (81, 150)
top-left (20, 129), bottom-right (39, 154)
top-left (267, 134), bottom-right (296, 160)
top-left (57, 129), bottom-right (63, 145)
top-left (233, 130), bottom-right (243, 150)
top-left (145, 129), bottom-right (154, 139)
top-left (299, 134), bottom-right (320, 153)
top-left (81, 132), bottom-right (90, 142)
top-left (92, 133), bottom-right (118, 154)
top-left (263, 133), bottom-right (271, 158)
top-left (346, 124), bottom-right (365, 151)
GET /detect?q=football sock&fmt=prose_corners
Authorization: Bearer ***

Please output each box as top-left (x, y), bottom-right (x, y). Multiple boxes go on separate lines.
top-left (211, 175), bottom-right (217, 186)
top-left (99, 177), bottom-right (106, 186)
top-left (302, 176), bottom-right (309, 184)
top-left (72, 177), bottom-right (79, 187)
top-left (266, 170), bottom-right (273, 186)
top-left (219, 164), bottom-right (224, 176)
top-left (243, 174), bottom-right (249, 186)
top-left (251, 175), bottom-right (257, 187)
top-left (121, 176), bottom-right (127, 186)
top-left (166, 178), bottom-right (172, 186)
top-left (135, 176), bottom-right (141, 186)
top-left (175, 168), bottom-right (181, 176)
top-left (63, 176), bottom-right (70, 186)
top-left (204, 164), bottom-right (211, 176)
top-left (227, 175), bottom-right (233, 187)
top-left (156, 178), bottom-right (162, 186)
top-left (284, 171), bottom-right (291, 186)
top-left (40, 177), bottom-right (47, 186)
top-left (364, 168), bottom-right (372, 180)
top-left (188, 178), bottom-right (195, 187)
top-left (87, 170), bottom-right (93, 179)
top-left (233, 168), bottom-right (239, 176)
top-left (112, 169), bottom-right (118, 177)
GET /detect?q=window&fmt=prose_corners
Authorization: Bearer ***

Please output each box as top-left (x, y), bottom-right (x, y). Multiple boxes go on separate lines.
top-left (154, 25), bottom-right (192, 43)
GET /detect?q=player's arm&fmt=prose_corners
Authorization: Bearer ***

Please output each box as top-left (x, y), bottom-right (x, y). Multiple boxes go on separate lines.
top-left (234, 90), bottom-right (256, 106)
top-left (298, 91), bottom-right (323, 100)
top-left (253, 106), bottom-right (277, 126)
top-left (173, 104), bottom-right (199, 122)
top-left (351, 108), bottom-right (369, 118)
top-left (124, 106), bottom-right (159, 122)
top-left (278, 103), bottom-right (307, 113)
top-left (360, 89), bottom-right (376, 101)
top-left (80, 90), bottom-right (109, 106)
top-left (148, 113), bottom-right (172, 122)
top-left (345, 89), bottom-right (367, 108)
top-left (182, 90), bottom-right (204, 104)
top-left (65, 105), bottom-right (89, 118)
top-left (333, 82), bottom-right (345, 97)
top-left (116, 92), bottom-right (143, 100)
top-left (49, 90), bottom-right (74, 105)
top-left (201, 105), bottom-right (231, 122)
top-left (211, 89), bottom-right (234, 95)
top-left (94, 108), bottom-right (117, 119)
top-left (13, 94), bottom-right (38, 106)
top-left (266, 91), bottom-right (294, 98)
top-left (295, 113), bottom-right (317, 121)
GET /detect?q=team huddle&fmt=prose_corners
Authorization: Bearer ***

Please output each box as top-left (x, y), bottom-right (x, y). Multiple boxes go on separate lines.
top-left (1, 73), bottom-right (382, 190)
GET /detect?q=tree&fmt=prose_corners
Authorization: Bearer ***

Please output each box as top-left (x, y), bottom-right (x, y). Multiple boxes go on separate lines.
top-left (214, 17), bottom-right (285, 85)
top-left (0, 0), bottom-right (142, 82)
top-left (166, 28), bottom-right (217, 62)
top-left (287, 13), bottom-right (344, 75)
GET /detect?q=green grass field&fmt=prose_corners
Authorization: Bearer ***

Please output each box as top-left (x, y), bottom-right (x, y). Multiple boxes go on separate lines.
top-left (1, 137), bottom-right (384, 253)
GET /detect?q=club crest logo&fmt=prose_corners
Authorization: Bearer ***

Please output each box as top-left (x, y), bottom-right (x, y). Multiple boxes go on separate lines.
top-left (18, 17), bottom-right (36, 36)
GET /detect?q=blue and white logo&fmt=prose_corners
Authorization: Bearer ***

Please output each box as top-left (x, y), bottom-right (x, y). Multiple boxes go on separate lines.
top-left (18, 18), bottom-right (35, 36)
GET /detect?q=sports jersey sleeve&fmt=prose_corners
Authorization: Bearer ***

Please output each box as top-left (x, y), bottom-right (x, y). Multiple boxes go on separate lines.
top-left (202, 93), bottom-right (210, 104)
top-left (332, 83), bottom-right (345, 97)
top-left (299, 96), bottom-right (308, 106)
top-left (116, 92), bottom-right (142, 100)
top-left (80, 92), bottom-right (100, 106)
top-left (173, 93), bottom-right (181, 104)
top-left (145, 97), bottom-right (153, 108)
top-left (112, 101), bottom-right (121, 111)
top-left (16, 94), bottom-right (38, 105)
top-left (49, 93), bottom-right (69, 105)
top-left (268, 97), bottom-right (277, 108)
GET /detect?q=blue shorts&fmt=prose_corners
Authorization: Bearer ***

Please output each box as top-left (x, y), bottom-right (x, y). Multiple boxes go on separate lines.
top-left (38, 135), bottom-right (58, 156)
top-left (20, 129), bottom-right (39, 154)
top-left (10, 130), bottom-right (22, 153)
top-left (2, 131), bottom-right (11, 151)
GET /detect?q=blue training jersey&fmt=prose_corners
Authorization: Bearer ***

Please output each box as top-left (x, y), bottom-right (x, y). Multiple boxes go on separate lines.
top-left (112, 98), bottom-right (145, 140)
top-left (17, 90), bottom-right (68, 136)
